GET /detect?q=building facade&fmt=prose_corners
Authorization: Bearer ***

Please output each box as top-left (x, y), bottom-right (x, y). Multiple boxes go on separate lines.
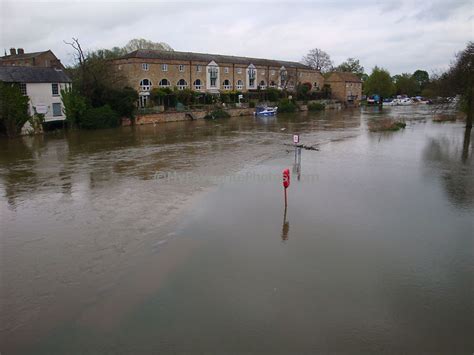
top-left (0, 49), bottom-right (64, 69)
top-left (110, 50), bottom-right (325, 107)
top-left (0, 66), bottom-right (72, 122)
top-left (325, 72), bottom-right (363, 105)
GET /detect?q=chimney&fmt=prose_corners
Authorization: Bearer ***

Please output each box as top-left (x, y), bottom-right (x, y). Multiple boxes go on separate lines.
top-left (17, 48), bottom-right (24, 55)
top-left (10, 48), bottom-right (16, 55)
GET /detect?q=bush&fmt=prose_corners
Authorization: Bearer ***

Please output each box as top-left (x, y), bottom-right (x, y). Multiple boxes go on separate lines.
top-left (204, 108), bottom-right (231, 120)
top-left (278, 98), bottom-right (297, 113)
top-left (249, 101), bottom-right (256, 108)
top-left (102, 86), bottom-right (138, 118)
top-left (266, 88), bottom-right (281, 102)
top-left (80, 105), bottom-right (120, 129)
top-left (308, 102), bottom-right (325, 111)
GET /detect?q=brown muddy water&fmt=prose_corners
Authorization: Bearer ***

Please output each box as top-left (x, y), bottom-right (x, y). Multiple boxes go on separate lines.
top-left (0, 106), bottom-right (473, 354)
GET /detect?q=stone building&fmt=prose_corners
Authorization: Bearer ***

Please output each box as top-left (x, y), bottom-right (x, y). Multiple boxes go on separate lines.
top-left (325, 72), bottom-right (363, 106)
top-left (0, 48), bottom-right (65, 69)
top-left (110, 50), bottom-right (325, 107)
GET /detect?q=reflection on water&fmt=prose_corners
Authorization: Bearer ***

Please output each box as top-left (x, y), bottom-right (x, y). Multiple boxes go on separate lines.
top-left (423, 126), bottom-right (473, 209)
top-left (1, 106), bottom-right (473, 353)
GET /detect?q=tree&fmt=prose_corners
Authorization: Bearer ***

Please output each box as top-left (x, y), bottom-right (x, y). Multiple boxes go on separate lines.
top-left (335, 58), bottom-right (364, 78)
top-left (302, 48), bottom-right (333, 73)
top-left (394, 73), bottom-right (418, 97)
top-left (123, 38), bottom-right (174, 52)
top-left (61, 86), bottom-right (88, 128)
top-left (0, 83), bottom-right (30, 137)
top-left (445, 42), bottom-right (473, 128)
top-left (412, 70), bottom-right (429, 93)
top-left (363, 66), bottom-right (394, 98)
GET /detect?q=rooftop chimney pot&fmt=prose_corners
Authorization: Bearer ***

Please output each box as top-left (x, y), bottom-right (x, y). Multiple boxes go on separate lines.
top-left (17, 48), bottom-right (24, 55)
top-left (10, 48), bottom-right (16, 55)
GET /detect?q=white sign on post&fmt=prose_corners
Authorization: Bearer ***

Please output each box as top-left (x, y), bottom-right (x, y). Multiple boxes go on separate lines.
top-left (293, 134), bottom-right (300, 144)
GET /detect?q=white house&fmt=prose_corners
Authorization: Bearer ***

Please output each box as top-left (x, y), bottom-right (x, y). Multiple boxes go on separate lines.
top-left (0, 66), bottom-right (71, 122)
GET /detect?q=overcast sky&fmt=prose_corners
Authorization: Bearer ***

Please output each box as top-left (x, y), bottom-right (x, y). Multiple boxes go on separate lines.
top-left (1, 0), bottom-right (472, 75)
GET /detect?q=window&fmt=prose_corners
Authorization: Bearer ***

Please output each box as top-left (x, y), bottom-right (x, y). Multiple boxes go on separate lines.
top-left (280, 68), bottom-right (287, 87)
top-left (259, 80), bottom-right (266, 89)
top-left (179, 65), bottom-right (185, 72)
top-left (140, 79), bottom-right (152, 91)
top-left (299, 72), bottom-right (303, 77)
top-left (314, 82), bottom-right (320, 90)
top-left (161, 64), bottom-right (168, 71)
top-left (223, 79), bottom-right (231, 90)
top-left (261, 70), bottom-right (265, 75)
top-left (142, 63), bottom-right (149, 71)
top-left (158, 79), bottom-right (170, 87)
top-left (19, 83), bottom-right (27, 95)
top-left (52, 103), bottom-right (62, 116)
top-left (224, 67), bottom-right (229, 74)
top-left (177, 79), bottom-right (188, 90)
top-left (248, 67), bottom-right (256, 87)
top-left (269, 81), bottom-right (276, 88)
top-left (51, 83), bottom-right (59, 96)
top-left (193, 79), bottom-right (202, 90)
top-left (209, 67), bottom-right (218, 87)
top-left (236, 80), bottom-right (243, 90)
top-left (196, 65), bottom-right (202, 72)
top-left (237, 68), bottom-right (242, 74)
top-left (271, 70), bottom-right (275, 75)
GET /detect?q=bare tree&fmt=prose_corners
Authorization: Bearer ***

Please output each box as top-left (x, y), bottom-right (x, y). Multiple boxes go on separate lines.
top-left (123, 38), bottom-right (174, 52)
top-left (302, 48), bottom-right (333, 73)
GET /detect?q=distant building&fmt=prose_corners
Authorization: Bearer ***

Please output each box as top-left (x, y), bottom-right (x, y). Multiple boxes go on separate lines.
top-left (110, 50), bottom-right (325, 107)
top-left (0, 66), bottom-right (71, 122)
top-left (0, 48), bottom-right (64, 69)
top-left (325, 72), bottom-right (363, 106)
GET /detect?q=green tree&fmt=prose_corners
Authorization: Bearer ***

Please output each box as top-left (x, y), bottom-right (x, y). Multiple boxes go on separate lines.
top-left (364, 66), bottom-right (394, 98)
top-left (394, 73), bottom-right (418, 97)
top-left (412, 70), bottom-right (430, 93)
top-left (335, 58), bottom-right (364, 78)
top-left (123, 38), bottom-right (174, 52)
top-left (0, 83), bottom-right (30, 137)
top-left (61, 87), bottom-right (88, 128)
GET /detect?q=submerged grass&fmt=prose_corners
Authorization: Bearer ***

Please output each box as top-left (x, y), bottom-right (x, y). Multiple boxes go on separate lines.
top-left (368, 119), bottom-right (406, 132)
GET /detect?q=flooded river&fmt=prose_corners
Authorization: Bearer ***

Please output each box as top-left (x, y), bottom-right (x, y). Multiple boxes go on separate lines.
top-left (1, 107), bottom-right (473, 354)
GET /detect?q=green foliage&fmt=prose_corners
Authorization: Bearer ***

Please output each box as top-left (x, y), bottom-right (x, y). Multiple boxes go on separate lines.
top-left (308, 102), bottom-right (325, 111)
top-left (80, 105), bottom-right (120, 129)
top-left (335, 58), bottom-right (365, 78)
top-left (278, 98), bottom-right (298, 113)
top-left (61, 87), bottom-right (88, 128)
top-left (0, 82), bottom-right (30, 137)
top-left (101, 86), bottom-right (138, 118)
top-left (412, 70), bottom-right (430, 92)
top-left (296, 82), bottom-right (312, 100)
top-left (204, 109), bottom-right (231, 119)
top-left (364, 66), bottom-right (394, 98)
top-left (394, 73), bottom-right (418, 97)
top-left (249, 101), bottom-right (256, 108)
top-left (266, 88), bottom-right (281, 102)
top-left (176, 88), bottom-right (195, 106)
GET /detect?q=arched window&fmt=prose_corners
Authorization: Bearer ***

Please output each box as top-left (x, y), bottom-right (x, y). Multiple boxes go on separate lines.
top-left (269, 81), bottom-right (276, 88)
top-left (223, 79), bottom-right (231, 90)
top-left (259, 80), bottom-right (266, 89)
top-left (158, 79), bottom-right (170, 88)
top-left (236, 80), bottom-right (243, 90)
top-left (140, 79), bottom-right (152, 91)
top-left (177, 79), bottom-right (188, 90)
top-left (193, 79), bottom-right (202, 90)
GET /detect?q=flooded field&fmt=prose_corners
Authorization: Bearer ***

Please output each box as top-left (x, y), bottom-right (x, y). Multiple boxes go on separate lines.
top-left (1, 106), bottom-right (473, 354)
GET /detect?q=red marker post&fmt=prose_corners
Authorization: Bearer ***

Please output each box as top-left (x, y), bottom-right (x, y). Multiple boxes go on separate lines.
top-left (283, 168), bottom-right (290, 207)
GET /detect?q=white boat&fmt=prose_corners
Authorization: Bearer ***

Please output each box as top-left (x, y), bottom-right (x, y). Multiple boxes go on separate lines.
top-left (255, 106), bottom-right (278, 116)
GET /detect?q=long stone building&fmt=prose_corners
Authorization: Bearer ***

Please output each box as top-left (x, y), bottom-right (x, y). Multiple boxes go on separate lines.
top-left (111, 50), bottom-right (325, 107)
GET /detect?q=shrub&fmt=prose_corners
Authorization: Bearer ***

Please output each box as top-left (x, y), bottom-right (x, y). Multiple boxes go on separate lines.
top-left (308, 102), bottom-right (325, 111)
top-left (102, 86), bottom-right (138, 118)
top-left (278, 98), bottom-right (297, 113)
top-left (0, 82), bottom-right (30, 137)
top-left (204, 108), bottom-right (231, 119)
top-left (61, 87), bottom-right (88, 128)
top-left (249, 101), bottom-right (256, 108)
top-left (80, 105), bottom-right (120, 129)
top-left (266, 88), bottom-right (281, 102)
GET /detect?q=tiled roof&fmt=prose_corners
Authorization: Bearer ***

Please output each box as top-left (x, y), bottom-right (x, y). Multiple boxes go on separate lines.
top-left (327, 72), bottom-right (362, 82)
top-left (120, 50), bottom-right (313, 70)
top-left (0, 66), bottom-right (71, 83)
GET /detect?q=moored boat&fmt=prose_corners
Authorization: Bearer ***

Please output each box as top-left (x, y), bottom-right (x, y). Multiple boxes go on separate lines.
top-left (255, 106), bottom-right (278, 116)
